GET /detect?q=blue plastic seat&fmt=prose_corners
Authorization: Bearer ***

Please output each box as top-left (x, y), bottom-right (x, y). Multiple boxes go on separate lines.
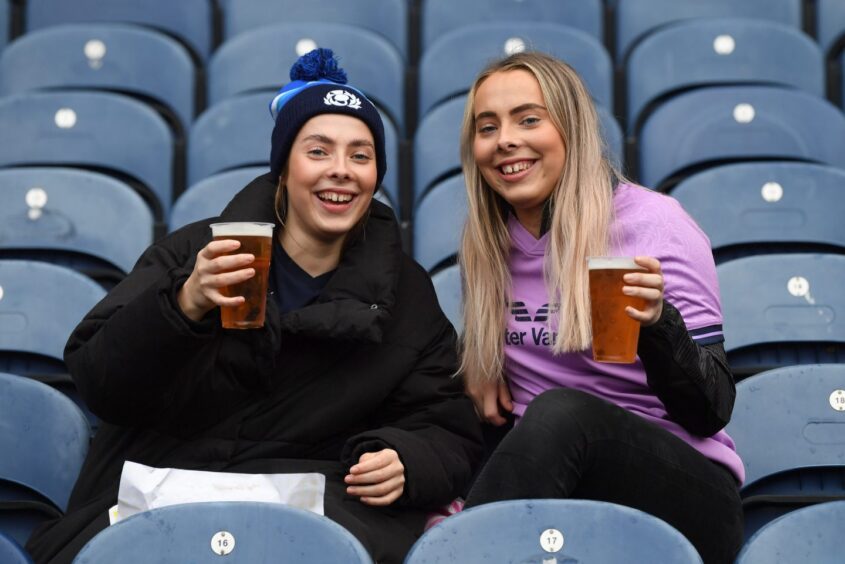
top-left (637, 86), bottom-right (845, 190)
top-left (626, 18), bottom-right (823, 133)
top-left (0, 168), bottom-right (153, 287)
top-left (222, 0), bottom-right (407, 61)
top-left (419, 22), bottom-right (612, 118)
top-left (0, 91), bottom-right (174, 219)
top-left (74, 501), bottom-right (373, 563)
top-left (0, 24), bottom-right (196, 134)
top-left (0, 531), bottom-right (33, 564)
top-left (431, 265), bottom-right (462, 334)
top-left (208, 23), bottom-right (404, 134)
top-left (615, 0), bottom-right (801, 62)
top-left (413, 175), bottom-right (468, 273)
top-left (25, 0), bottom-right (213, 61)
top-left (727, 366), bottom-right (845, 541)
top-left (405, 499), bottom-right (702, 563)
top-left (189, 93), bottom-right (400, 208)
top-left (414, 96), bottom-right (623, 204)
top-left (1, 0), bottom-right (8, 50)
top-left (421, 0), bottom-right (603, 53)
top-left (0, 372), bottom-right (90, 547)
top-left (817, 0), bottom-right (845, 58)
top-left (735, 500), bottom-right (845, 564)
top-left (718, 254), bottom-right (845, 376)
top-left (671, 162), bottom-right (845, 263)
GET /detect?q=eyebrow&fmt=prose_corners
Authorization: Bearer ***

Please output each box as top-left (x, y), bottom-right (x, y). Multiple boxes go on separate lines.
top-left (301, 134), bottom-right (374, 148)
top-left (475, 103), bottom-right (547, 121)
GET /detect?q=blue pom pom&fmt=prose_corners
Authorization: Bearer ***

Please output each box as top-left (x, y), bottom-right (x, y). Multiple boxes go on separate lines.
top-left (289, 48), bottom-right (348, 84)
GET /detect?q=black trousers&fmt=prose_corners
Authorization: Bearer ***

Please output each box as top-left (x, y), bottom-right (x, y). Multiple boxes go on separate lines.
top-left (464, 388), bottom-right (743, 564)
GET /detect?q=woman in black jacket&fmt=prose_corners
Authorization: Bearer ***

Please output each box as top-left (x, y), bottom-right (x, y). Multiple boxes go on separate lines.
top-left (27, 49), bottom-right (482, 564)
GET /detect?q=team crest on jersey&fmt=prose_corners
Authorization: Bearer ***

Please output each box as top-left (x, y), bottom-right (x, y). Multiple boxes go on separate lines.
top-left (323, 89), bottom-right (362, 109)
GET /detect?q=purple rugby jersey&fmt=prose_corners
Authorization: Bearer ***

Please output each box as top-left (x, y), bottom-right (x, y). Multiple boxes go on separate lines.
top-left (504, 183), bottom-right (744, 484)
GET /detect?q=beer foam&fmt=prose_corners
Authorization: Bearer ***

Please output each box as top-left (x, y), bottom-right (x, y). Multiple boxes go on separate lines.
top-left (587, 257), bottom-right (643, 270)
top-left (210, 222), bottom-right (274, 237)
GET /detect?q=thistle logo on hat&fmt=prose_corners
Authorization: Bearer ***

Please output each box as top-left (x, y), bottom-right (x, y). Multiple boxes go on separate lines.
top-left (268, 48), bottom-right (386, 188)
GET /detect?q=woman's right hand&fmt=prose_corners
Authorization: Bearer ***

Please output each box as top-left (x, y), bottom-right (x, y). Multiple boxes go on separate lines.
top-left (176, 239), bottom-right (256, 322)
top-left (465, 378), bottom-right (513, 426)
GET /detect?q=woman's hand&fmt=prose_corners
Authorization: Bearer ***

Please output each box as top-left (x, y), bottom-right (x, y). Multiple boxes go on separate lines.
top-left (345, 449), bottom-right (405, 506)
top-left (465, 378), bottom-right (513, 426)
top-left (176, 239), bottom-right (256, 322)
top-left (623, 256), bottom-right (664, 327)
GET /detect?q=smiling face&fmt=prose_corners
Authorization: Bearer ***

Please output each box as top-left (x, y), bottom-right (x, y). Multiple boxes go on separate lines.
top-left (472, 69), bottom-right (566, 237)
top-left (281, 113), bottom-right (377, 249)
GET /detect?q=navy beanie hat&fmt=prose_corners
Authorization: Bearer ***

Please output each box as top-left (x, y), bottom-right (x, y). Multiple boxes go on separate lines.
top-left (269, 48), bottom-right (386, 189)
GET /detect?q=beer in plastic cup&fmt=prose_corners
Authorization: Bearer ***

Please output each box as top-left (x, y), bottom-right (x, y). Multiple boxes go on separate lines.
top-left (588, 257), bottom-right (647, 363)
top-left (210, 222), bottom-right (274, 329)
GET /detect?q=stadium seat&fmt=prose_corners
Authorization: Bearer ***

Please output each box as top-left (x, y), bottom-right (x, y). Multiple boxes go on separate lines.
top-left (413, 175), bottom-right (467, 273)
top-left (637, 86), bottom-right (845, 190)
top-left (74, 501), bottom-right (373, 563)
top-left (0, 91), bottom-right (174, 219)
top-left (0, 372), bottom-right (90, 547)
top-left (25, 0), bottom-right (213, 61)
top-left (1, 0), bottom-right (8, 50)
top-left (626, 18), bottom-right (823, 133)
top-left (208, 23), bottom-right (404, 134)
top-left (414, 96), bottom-right (623, 204)
top-left (0, 260), bottom-right (105, 423)
top-left (0, 23), bottom-right (196, 134)
top-left (817, 0), bottom-right (845, 58)
top-left (718, 254), bottom-right (845, 376)
top-left (735, 500), bottom-right (845, 563)
top-left (170, 167), bottom-right (393, 231)
top-left (421, 0), bottom-right (603, 53)
top-left (671, 162), bottom-right (845, 263)
top-left (188, 93), bottom-right (400, 208)
top-left (727, 365), bottom-right (845, 541)
top-left (419, 22), bottom-right (612, 118)
top-left (222, 0), bottom-right (407, 61)
top-left (615, 0), bottom-right (801, 62)
top-left (0, 168), bottom-right (153, 287)
top-left (0, 531), bottom-right (33, 564)
top-left (431, 265), bottom-right (462, 334)
top-left (405, 499), bottom-right (702, 563)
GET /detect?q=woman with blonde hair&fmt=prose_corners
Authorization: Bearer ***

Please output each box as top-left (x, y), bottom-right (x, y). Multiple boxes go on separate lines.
top-left (459, 52), bottom-right (743, 563)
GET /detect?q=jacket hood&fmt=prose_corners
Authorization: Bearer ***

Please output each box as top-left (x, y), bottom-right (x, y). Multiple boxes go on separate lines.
top-left (219, 173), bottom-right (401, 343)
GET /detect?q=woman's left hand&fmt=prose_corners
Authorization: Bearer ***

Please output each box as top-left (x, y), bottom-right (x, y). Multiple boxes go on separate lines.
top-left (622, 256), bottom-right (664, 327)
top-left (345, 449), bottom-right (405, 506)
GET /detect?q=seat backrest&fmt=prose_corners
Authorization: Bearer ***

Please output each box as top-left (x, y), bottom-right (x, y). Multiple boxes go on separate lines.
top-left (413, 175), bottom-right (468, 272)
top-left (188, 93), bottom-right (399, 205)
top-left (208, 23), bottom-right (404, 134)
top-left (431, 264), bottom-right (462, 334)
top-left (637, 86), bottom-right (845, 190)
top-left (73, 501), bottom-right (373, 563)
top-left (735, 500), bottom-right (845, 564)
top-left (0, 260), bottom-right (105, 362)
top-left (0, 91), bottom-right (174, 219)
top-left (817, 0), bottom-right (845, 58)
top-left (0, 530), bottom-right (34, 564)
top-left (170, 167), bottom-right (269, 231)
top-left (718, 254), bottom-right (845, 370)
top-left (0, 23), bottom-right (196, 133)
top-left (0, 167), bottom-right (153, 277)
top-left (1, 0), bottom-right (8, 50)
top-left (405, 499), bottom-right (702, 563)
top-left (419, 22), bottom-right (612, 118)
top-left (615, 0), bottom-right (801, 62)
top-left (222, 0), bottom-right (407, 60)
top-left (421, 0), bottom-right (602, 52)
top-left (672, 162), bottom-right (845, 262)
top-left (25, 0), bottom-right (212, 61)
top-left (626, 18), bottom-right (823, 133)
top-left (0, 372), bottom-right (90, 511)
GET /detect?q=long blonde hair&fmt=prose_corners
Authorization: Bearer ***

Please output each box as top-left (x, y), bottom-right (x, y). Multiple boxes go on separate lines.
top-left (459, 52), bottom-right (622, 384)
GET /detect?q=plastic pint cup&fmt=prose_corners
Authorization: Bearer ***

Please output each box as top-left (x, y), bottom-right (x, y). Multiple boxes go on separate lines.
top-left (588, 257), bottom-right (647, 363)
top-left (210, 222), bottom-right (274, 329)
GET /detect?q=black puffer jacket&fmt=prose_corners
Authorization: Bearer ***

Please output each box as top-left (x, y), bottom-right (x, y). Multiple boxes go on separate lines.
top-left (27, 174), bottom-right (483, 564)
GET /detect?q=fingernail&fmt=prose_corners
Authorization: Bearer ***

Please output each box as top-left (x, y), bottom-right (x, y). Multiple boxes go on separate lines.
top-left (622, 287), bottom-right (634, 295)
